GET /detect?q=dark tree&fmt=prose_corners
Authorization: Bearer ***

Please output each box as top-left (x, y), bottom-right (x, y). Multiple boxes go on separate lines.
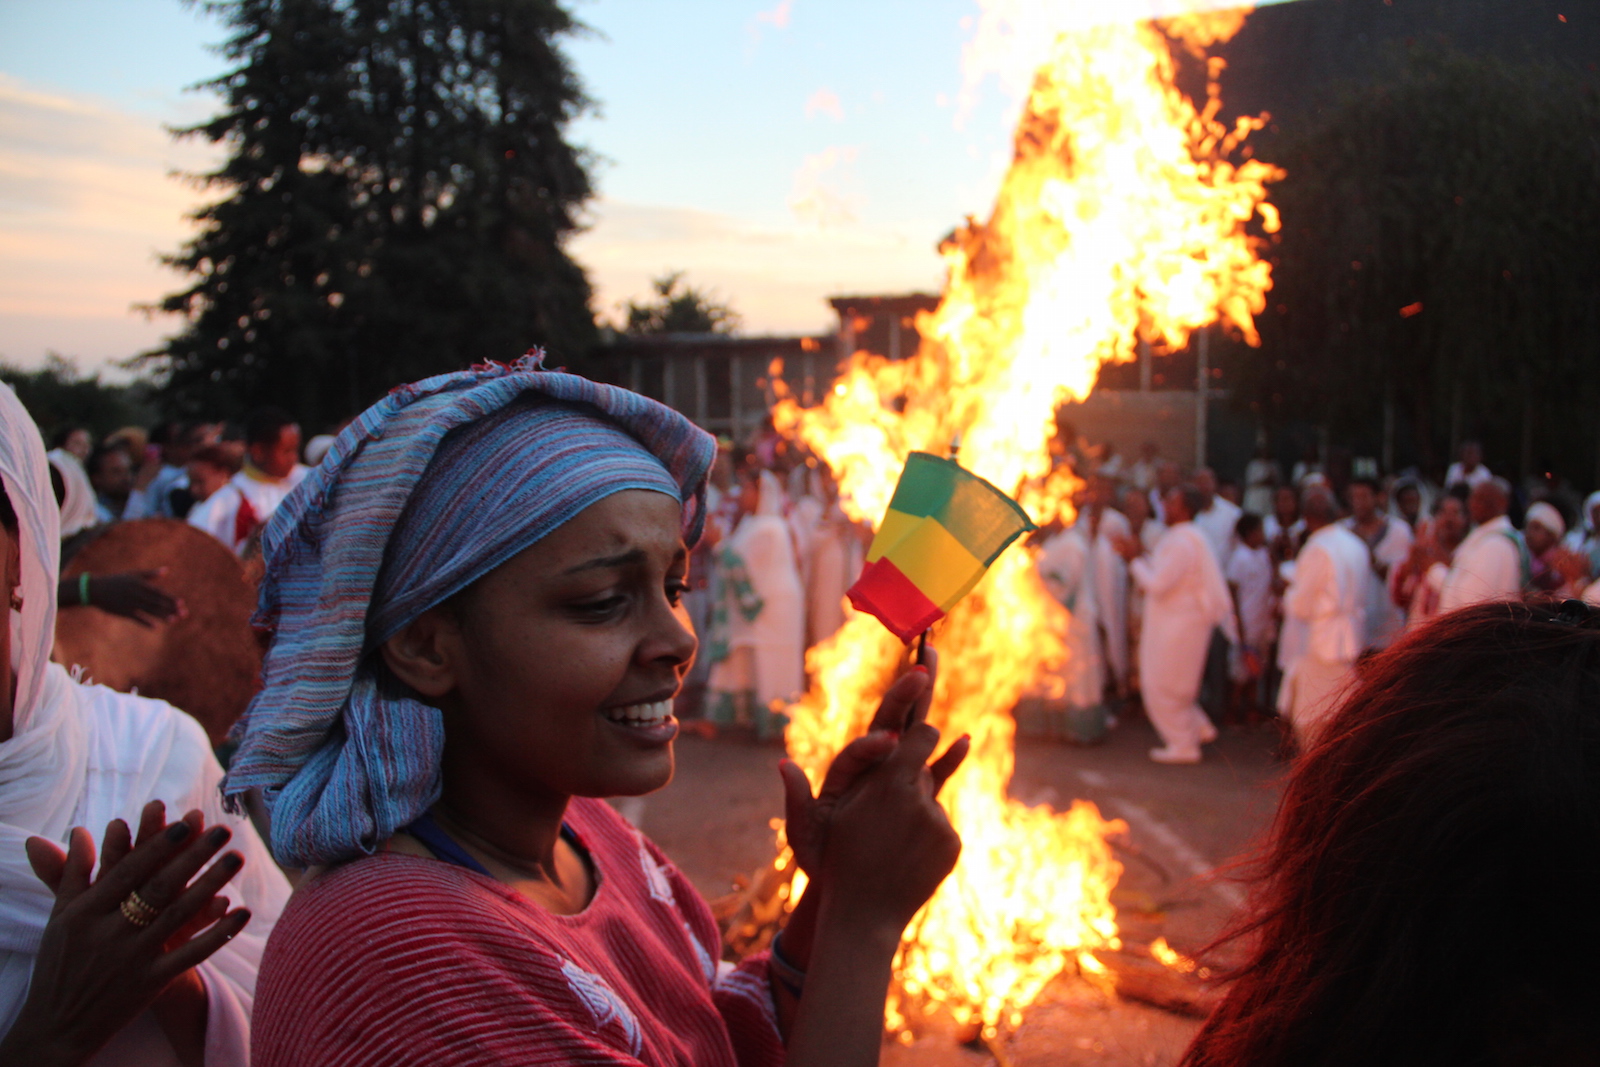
top-left (1232, 49), bottom-right (1600, 482)
top-left (146, 0), bottom-right (599, 426)
top-left (1, 356), bottom-right (156, 444)
top-left (623, 271), bottom-right (740, 336)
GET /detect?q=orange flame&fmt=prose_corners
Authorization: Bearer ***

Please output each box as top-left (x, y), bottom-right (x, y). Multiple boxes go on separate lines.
top-left (774, 4), bottom-right (1278, 1036)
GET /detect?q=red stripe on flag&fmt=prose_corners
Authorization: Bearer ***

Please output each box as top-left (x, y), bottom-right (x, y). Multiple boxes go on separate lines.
top-left (847, 557), bottom-right (946, 643)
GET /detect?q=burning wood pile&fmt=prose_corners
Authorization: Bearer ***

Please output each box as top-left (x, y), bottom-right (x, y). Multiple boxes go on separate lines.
top-left (735, 0), bottom-right (1282, 1044)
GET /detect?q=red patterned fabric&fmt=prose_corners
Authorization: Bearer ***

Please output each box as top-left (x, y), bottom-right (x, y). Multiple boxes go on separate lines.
top-left (252, 798), bottom-right (783, 1066)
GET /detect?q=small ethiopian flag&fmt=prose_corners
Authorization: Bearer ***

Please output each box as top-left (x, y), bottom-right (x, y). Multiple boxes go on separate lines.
top-left (848, 451), bottom-right (1037, 643)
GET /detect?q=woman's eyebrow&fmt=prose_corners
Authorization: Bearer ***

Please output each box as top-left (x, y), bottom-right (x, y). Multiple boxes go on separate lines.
top-left (562, 548), bottom-right (647, 575)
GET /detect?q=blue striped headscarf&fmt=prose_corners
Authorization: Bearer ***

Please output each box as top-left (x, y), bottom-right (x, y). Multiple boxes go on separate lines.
top-left (223, 354), bottom-right (715, 867)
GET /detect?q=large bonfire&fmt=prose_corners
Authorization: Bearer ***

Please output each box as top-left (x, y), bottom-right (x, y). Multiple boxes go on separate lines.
top-left (769, 1), bottom-right (1281, 1042)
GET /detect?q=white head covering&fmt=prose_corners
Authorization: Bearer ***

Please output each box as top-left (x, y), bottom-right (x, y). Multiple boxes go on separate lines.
top-left (303, 433), bottom-right (337, 468)
top-left (1525, 501), bottom-right (1565, 540)
top-left (45, 450), bottom-right (96, 540)
top-left (2, 385), bottom-right (61, 732)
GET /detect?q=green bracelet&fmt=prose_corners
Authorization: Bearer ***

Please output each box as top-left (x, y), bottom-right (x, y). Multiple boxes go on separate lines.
top-left (79, 572), bottom-right (91, 607)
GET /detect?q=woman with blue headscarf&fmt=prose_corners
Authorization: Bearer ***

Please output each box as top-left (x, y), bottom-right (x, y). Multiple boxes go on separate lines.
top-left (232, 356), bottom-right (967, 1066)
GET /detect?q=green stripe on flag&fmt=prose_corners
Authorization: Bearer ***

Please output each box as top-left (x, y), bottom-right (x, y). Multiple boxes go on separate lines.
top-left (881, 452), bottom-right (1036, 564)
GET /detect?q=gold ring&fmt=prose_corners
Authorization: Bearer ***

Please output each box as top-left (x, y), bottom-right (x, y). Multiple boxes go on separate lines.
top-left (119, 891), bottom-right (159, 927)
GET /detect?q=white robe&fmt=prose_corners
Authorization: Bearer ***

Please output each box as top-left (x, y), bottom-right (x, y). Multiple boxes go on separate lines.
top-left (46, 450), bottom-right (97, 538)
top-left (1278, 523), bottom-right (1368, 743)
top-left (1035, 529), bottom-right (1103, 711)
top-left (188, 465), bottom-right (308, 555)
top-left (1129, 523), bottom-right (1236, 756)
top-left (804, 507), bottom-right (855, 649)
top-left (1076, 508), bottom-right (1131, 692)
top-left (1, 384), bottom-right (290, 1065)
top-left (708, 472), bottom-right (805, 728)
top-left (1438, 516), bottom-right (1523, 614)
top-left (1192, 497), bottom-right (1242, 569)
top-left (1341, 516), bottom-right (1414, 650)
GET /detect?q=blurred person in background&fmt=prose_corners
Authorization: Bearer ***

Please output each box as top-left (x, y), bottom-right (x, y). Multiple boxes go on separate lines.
top-left (1116, 484), bottom-right (1237, 764)
top-left (706, 469), bottom-right (805, 740)
top-left (1264, 485), bottom-right (1303, 566)
top-left (1444, 439), bottom-right (1492, 491)
top-left (46, 431), bottom-right (97, 540)
top-left (1439, 478), bottom-right (1522, 613)
top-left (1226, 513), bottom-right (1275, 725)
top-left (1390, 492), bottom-right (1470, 629)
top-left (1524, 502), bottom-right (1586, 599)
top-left (86, 444), bottom-right (135, 525)
top-left (1563, 491), bottom-right (1600, 575)
top-left (188, 409), bottom-right (307, 556)
top-left (1277, 487), bottom-right (1367, 749)
top-left (1390, 478), bottom-right (1424, 531)
top-left (1342, 477), bottom-right (1413, 651)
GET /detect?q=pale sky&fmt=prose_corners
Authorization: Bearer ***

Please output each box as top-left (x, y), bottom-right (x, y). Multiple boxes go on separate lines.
top-left (0, 0), bottom-right (1286, 375)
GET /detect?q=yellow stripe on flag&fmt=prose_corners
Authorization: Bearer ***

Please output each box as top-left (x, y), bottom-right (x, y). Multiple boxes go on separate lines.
top-left (877, 515), bottom-right (987, 608)
top-left (865, 508), bottom-right (919, 564)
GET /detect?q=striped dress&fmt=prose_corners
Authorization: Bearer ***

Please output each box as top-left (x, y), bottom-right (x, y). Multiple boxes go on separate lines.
top-left (252, 798), bottom-right (783, 1066)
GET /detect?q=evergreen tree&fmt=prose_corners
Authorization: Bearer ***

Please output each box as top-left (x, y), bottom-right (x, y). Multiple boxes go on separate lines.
top-left (622, 271), bottom-right (740, 336)
top-left (1233, 49), bottom-right (1600, 480)
top-left (147, 0), bottom-right (598, 426)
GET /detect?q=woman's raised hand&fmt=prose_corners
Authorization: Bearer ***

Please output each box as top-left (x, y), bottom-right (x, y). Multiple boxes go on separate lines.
top-left (780, 646), bottom-right (968, 879)
top-left (0, 800), bottom-right (251, 1067)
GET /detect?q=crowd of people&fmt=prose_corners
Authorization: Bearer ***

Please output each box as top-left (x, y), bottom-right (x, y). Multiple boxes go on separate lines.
top-left (4, 365), bottom-right (1599, 1065)
top-left (1029, 436), bottom-right (1600, 764)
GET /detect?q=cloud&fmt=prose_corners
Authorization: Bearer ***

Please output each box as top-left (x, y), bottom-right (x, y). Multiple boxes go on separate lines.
top-left (747, 0), bottom-right (794, 50)
top-left (804, 88), bottom-right (843, 122)
top-left (569, 198), bottom-right (945, 336)
top-left (755, 0), bottom-right (793, 30)
top-left (0, 74), bottom-right (219, 369)
top-left (787, 145), bottom-right (860, 229)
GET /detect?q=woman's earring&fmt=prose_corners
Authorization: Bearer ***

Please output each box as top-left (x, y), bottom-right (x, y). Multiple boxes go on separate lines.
top-left (8, 589), bottom-right (21, 612)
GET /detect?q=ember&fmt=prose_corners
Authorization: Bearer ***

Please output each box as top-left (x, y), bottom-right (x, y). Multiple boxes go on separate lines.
top-left (771, 1), bottom-right (1280, 1040)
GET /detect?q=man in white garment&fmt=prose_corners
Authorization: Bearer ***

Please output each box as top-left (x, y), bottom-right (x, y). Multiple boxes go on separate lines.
top-left (1444, 440), bottom-right (1493, 492)
top-left (189, 408), bottom-right (308, 555)
top-left (1341, 477), bottom-right (1414, 650)
top-left (1438, 478), bottom-right (1523, 613)
top-left (1190, 467), bottom-right (1242, 569)
top-left (1278, 486), bottom-right (1370, 747)
top-left (0, 384), bottom-right (289, 1065)
top-left (1033, 524), bottom-right (1106, 742)
top-left (1116, 485), bottom-right (1238, 764)
top-left (1076, 475), bottom-right (1131, 697)
top-left (1148, 460), bottom-right (1182, 524)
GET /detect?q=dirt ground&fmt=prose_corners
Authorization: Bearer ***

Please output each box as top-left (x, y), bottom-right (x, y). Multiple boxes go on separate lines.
top-left (626, 708), bottom-right (1288, 1066)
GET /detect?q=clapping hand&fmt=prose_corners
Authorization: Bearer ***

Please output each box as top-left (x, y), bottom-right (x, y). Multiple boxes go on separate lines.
top-left (0, 801), bottom-right (250, 1067)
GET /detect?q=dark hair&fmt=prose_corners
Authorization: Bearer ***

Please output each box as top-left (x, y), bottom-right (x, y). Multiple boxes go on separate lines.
top-left (244, 407), bottom-right (297, 447)
top-left (0, 481), bottom-right (16, 532)
top-left (1348, 476), bottom-right (1380, 495)
top-left (188, 445), bottom-right (238, 473)
top-left (85, 441), bottom-right (130, 478)
top-left (49, 426), bottom-right (86, 451)
top-left (1181, 601), bottom-right (1600, 1067)
top-left (1447, 481), bottom-right (1471, 504)
top-left (1235, 512), bottom-right (1263, 540)
top-left (1177, 484), bottom-right (1207, 520)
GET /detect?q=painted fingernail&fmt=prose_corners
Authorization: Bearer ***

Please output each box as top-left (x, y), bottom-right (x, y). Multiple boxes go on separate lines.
top-left (206, 826), bottom-right (231, 847)
top-left (166, 821), bottom-right (193, 842)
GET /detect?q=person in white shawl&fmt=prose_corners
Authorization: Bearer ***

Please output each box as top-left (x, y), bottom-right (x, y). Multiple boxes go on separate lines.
top-left (0, 384), bottom-right (288, 1066)
top-left (1278, 486), bottom-right (1369, 747)
top-left (1075, 477), bottom-right (1130, 698)
top-left (707, 470), bottom-right (805, 739)
top-left (1031, 525), bottom-right (1106, 742)
top-left (1116, 485), bottom-right (1238, 764)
